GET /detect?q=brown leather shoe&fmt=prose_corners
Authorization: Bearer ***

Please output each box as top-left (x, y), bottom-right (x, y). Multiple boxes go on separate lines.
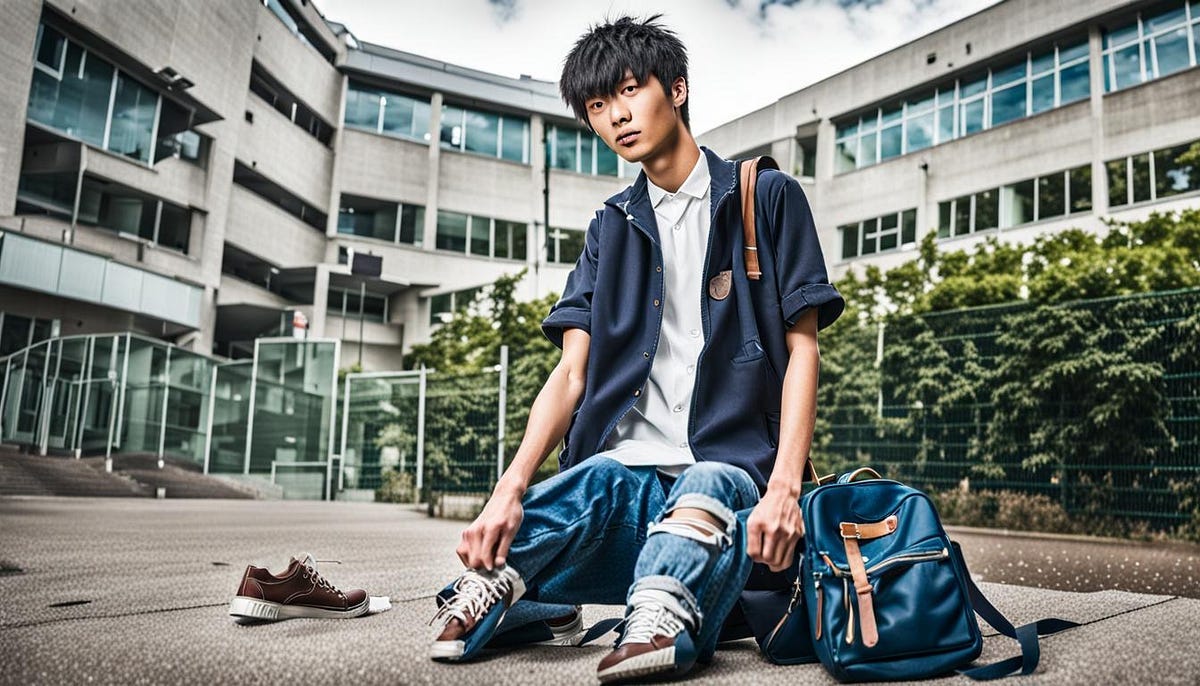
top-left (596, 602), bottom-right (697, 683)
top-left (229, 553), bottom-right (369, 623)
top-left (429, 566), bottom-right (525, 661)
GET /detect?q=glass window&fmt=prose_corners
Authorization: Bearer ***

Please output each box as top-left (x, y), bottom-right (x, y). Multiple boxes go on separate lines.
top-left (880, 104), bottom-right (902, 125)
top-left (975, 189), bottom-right (999, 232)
top-left (463, 110), bottom-right (499, 157)
top-left (1031, 74), bottom-right (1055, 114)
top-left (1058, 41), bottom-right (1089, 64)
top-left (861, 219), bottom-right (877, 255)
top-left (1107, 158), bottom-right (1129, 207)
top-left (0, 315), bottom-right (32, 356)
top-left (436, 210), bottom-right (468, 252)
top-left (440, 105), bottom-right (464, 148)
top-left (108, 74), bottom-right (158, 163)
top-left (1111, 44), bottom-right (1144, 90)
top-left (1152, 27), bottom-right (1191, 78)
top-left (859, 132), bottom-right (878, 166)
top-left (835, 138), bottom-right (857, 172)
top-left (27, 40), bottom-right (114, 148)
top-left (906, 93), bottom-right (934, 114)
top-left (579, 135), bottom-right (594, 174)
top-left (493, 220), bottom-right (517, 259)
top-left (879, 124), bottom-right (902, 159)
top-left (953, 196), bottom-right (971, 236)
top-left (960, 99), bottom-right (985, 135)
top-left (1105, 24), bottom-right (1141, 50)
top-left (558, 228), bottom-right (585, 264)
top-left (1069, 165), bottom-right (1093, 212)
top-left (991, 60), bottom-right (1027, 87)
top-left (597, 141), bottom-right (619, 176)
top-left (1145, 4), bottom-right (1188, 32)
top-left (840, 224), bottom-right (859, 259)
top-left (936, 105), bottom-right (955, 144)
top-left (960, 74), bottom-right (987, 98)
top-left (1059, 61), bottom-right (1091, 104)
top-left (1154, 144), bottom-right (1196, 198)
top-left (990, 84), bottom-right (1026, 127)
top-left (879, 214), bottom-right (899, 251)
top-left (337, 194), bottom-right (397, 241)
top-left (1031, 50), bottom-right (1056, 76)
top-left (500, 116), bottom-right (527, 163)
top-left (906, 112), bottom-right (933, 153)
top-left (344, 86), bottom-right (381, 130)
top-left (1132, 152), bottom-right (1152, 202)
top-left (1004, 179), bottom-right (1036, 227)
top-left (430, 293), bottom-right (452, 325)
top-left (35, 24), bottom-right (66, 74)
top-left (381, 94), bottom-right (414, 138)
top-left (399, 205), bottom-right (424, 246)
top-left (553, 127), bottom-right (577, 171)
top-left (157, 202), bottom-right (191, 253)
top-left (1037, 172), bottom-right (1066, 220)
top-left (938, 202), bottom-right (952, 238)
top-left (901, 209), bottom-right (917, 245)
top-left (469, 216), bottom-right (490, 257)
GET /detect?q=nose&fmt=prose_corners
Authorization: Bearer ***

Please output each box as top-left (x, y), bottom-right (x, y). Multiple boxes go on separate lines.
top-left (609, 99), bottom-right (630, 127)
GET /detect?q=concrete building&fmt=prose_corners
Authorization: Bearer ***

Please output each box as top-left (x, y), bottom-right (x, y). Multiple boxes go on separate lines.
top-left (0, 0), bottom-right (636, 372)
top-left (699, 0), bottom-right (1200, 281)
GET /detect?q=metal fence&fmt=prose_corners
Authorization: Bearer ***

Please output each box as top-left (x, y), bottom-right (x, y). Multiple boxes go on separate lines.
top-left (822, 288), bottom-right (1200, 531)
top-left (339, 347), bottom-right (508, 501)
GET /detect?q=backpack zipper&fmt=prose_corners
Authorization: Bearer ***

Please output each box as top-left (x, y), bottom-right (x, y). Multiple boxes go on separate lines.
top-left (820, 547), bottom-right (948, 578)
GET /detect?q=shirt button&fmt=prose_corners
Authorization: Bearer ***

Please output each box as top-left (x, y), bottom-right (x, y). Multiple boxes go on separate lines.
top-left (673, 405), bottom-right (683, 413)
top-left (679, 442), bottom-right (688, 448)
top-left (689, 329), bottom-right (700, 338)
top-left (673, 223), bottom-right (681, 231)
top-left (687, 365), bottom-right (695, 374)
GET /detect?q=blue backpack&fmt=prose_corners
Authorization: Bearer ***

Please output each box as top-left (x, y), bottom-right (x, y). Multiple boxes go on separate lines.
top-left (761, 468), bottom-right (1077, 681)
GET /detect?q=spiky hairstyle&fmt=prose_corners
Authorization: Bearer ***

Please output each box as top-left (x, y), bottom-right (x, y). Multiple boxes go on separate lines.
top-left (559, 14), bottom-right (690, 131)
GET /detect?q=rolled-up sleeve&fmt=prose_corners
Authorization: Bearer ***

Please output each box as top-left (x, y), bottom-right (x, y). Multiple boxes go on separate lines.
top-left (770, 175), bottom-right (845, 331)
top-left (541, 212), bottom-right (601, 349)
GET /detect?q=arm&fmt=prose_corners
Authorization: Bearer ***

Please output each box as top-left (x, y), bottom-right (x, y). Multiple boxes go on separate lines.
top-left (746, 306), bottom-right (819, 572)
top-left (457, 327), bottom-right (590, 571)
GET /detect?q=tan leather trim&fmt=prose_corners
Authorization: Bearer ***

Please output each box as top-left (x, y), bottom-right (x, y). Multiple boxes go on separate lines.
top-left (839, 515), bottom-right (898, 541)
top-left (740, 158), bottom-right (762, 281)
top-left (843, 536), bottom-right (878, 647)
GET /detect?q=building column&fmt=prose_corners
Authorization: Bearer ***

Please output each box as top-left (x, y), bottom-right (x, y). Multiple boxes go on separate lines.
top-left (422, 92), bottom-right (444, 251)
top-left (0, 2), bottom-right (40, 217)
top-left (310, 263), bottom-right (332, 338)
top-left (325, 74), bottom-right (350, 241)
top-left (528, 114), bottom-right (545, 300)
top-left (1087, 24), bottom-right (1107, 216)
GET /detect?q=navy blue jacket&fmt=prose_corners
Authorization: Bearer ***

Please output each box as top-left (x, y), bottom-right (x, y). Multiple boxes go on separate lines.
top-left (541, 146), bottom-right (845, 491)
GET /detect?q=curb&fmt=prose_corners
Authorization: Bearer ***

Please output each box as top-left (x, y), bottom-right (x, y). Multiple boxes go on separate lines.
top-left (944, 524), bottom-right (1200, 550)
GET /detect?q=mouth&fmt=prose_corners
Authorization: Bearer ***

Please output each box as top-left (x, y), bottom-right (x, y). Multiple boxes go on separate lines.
top-left (616, 131), bottom-right (640, 147)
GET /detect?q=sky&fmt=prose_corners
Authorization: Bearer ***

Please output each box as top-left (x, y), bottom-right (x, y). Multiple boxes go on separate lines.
top-left (317, 0), bottom-right (1005, 135)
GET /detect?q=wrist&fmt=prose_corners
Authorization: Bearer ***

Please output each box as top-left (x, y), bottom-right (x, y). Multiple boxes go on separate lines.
top-left (493, 476), bottom-right (527, 500)
top-left (766, 476), bottom-right (804, 500)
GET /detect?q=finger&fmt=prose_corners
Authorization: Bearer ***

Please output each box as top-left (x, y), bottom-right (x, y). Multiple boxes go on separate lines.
top-left (479, 525), bottom-right (500, 571)
top-left (464, 528), bottom-right (484, 570)
top-left (760, 529), bottom-right (779, 568)
top-left (494, 527), bottom-right (516, 568)
top-left (746, 518), bottom-right (764, 561)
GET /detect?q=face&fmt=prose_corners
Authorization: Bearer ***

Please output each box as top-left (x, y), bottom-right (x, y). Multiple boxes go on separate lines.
top-left (585, 70), bottom-right (687, 165)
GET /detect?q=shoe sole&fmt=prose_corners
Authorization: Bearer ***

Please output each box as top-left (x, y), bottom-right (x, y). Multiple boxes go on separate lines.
top-left (597, 646), bottom-right (678, 683)
top-left (534, 611), bottom-right (585, 646)
top-left (229, 596), bottom-right (369, 623)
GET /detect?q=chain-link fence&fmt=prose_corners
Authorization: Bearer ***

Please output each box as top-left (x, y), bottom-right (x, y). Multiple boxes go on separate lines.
top-left (822, 288), bottom-right (1200, 531)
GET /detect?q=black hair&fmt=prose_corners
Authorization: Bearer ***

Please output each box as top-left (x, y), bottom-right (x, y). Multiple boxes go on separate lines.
top-left (559, 14), bottom-right (690, 131)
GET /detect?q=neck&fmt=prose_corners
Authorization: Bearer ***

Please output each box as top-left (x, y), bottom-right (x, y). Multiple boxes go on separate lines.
top-left (640, 126), bottom-right (700, 193)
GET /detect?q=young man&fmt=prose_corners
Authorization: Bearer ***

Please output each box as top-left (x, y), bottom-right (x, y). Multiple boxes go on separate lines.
top-left (429, 15), bottom-right (844, 682)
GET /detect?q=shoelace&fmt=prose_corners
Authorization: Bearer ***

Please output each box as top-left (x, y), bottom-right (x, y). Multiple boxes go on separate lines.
top-left (429, 571), bottom-right (510, 628)
top-left (301, 560), bottom-right (344, 598)
top-left (620, 602), bottom-right (685, 646)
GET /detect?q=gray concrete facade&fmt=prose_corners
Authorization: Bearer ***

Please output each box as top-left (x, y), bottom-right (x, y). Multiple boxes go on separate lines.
top-left (698, 0), bottom-right (1200, 282)
top-left (0, 0), bottom-right (630, 370)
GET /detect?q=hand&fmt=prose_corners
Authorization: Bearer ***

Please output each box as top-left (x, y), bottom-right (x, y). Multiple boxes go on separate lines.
top-left (456, 486), bottom-right (524, 572)
top-left (746, 488), bottom-right (805, 572)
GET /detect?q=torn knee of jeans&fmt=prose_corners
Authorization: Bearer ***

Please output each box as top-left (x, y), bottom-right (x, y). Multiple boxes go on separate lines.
top-left (646, 517), bottom-right (732, 549)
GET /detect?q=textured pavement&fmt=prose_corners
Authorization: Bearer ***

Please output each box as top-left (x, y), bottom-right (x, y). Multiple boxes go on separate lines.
top-left (1, 497), bottom-right (1198, 685)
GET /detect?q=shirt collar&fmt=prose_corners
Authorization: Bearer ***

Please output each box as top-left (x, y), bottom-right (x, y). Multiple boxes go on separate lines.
top-left (646, 149), bottom-right (710, 208)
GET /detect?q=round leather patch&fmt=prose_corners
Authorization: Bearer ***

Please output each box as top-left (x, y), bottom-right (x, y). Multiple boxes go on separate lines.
top-left (708, 270), bottom-right (732, 300)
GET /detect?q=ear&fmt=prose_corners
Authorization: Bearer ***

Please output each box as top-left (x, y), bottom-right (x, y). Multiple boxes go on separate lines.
top-left (670, 76), bottom-right (688, 108)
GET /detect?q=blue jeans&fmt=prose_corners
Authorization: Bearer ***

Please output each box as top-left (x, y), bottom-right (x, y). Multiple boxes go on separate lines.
top-left (488, 456), bottom-right (760, 660)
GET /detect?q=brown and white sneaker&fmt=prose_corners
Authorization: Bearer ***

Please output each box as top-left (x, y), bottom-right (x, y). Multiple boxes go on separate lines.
top-left (596, 601), bottom-right (698, 684)
top-left (229, 553), bottom-right (369, 623)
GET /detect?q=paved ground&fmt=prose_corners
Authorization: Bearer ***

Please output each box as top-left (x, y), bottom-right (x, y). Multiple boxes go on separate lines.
top-left (1, 497), bottom-right (1199, 685)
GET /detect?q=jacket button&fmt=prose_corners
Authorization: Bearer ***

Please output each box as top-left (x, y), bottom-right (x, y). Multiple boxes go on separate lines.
top-left (626, 214), bottom-right (634, 221)
top-left (656, 266), bottom-right (662, 273)
top-left (643, 351), bottom-right (650, 358)
top-left (633, 389), bottom-right (641, 397)
top-left (653, 299), bottom-right (660, 307)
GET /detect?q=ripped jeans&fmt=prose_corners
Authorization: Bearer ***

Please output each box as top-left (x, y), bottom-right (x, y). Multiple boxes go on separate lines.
top-left (492, 456), bottom-right (760, 659)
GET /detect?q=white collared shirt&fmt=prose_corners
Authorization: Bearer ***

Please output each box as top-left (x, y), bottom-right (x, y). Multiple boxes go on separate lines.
top-left (594, 149), bottom-right (710, 475)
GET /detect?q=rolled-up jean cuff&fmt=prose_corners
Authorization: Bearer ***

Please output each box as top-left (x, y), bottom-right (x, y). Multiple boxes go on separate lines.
top-left (627, 575), bottom-right (703, 631)
top-left (664, 493), bottom-right (737, 535)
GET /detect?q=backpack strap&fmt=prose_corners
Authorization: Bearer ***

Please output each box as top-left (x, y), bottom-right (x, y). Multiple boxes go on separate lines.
top-left (951, 542), bottom-right (1079, 680)
top-left (737, 155), bottom-right (779, 281)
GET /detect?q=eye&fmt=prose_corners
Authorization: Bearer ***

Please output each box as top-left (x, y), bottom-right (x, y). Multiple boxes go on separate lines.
top-left (624, 84), bottom-right (637, 94)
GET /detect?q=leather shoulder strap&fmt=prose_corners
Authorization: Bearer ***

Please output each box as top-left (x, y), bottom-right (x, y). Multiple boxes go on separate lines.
top-left (738, 155), bottom-right (779, 281)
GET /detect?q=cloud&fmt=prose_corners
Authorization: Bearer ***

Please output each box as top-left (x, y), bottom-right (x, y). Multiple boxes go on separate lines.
top-left (318, 0), bottom-right (1002, 134)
